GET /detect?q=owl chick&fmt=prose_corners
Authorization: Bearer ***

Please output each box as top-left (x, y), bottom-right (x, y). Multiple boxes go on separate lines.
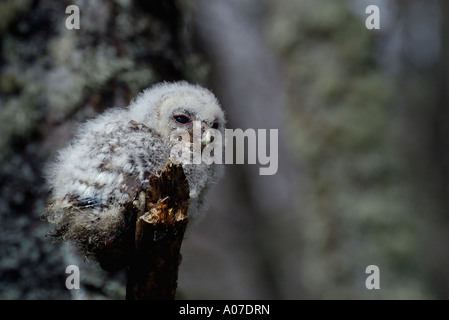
top-left (44, 81), bottom-right (225, 259)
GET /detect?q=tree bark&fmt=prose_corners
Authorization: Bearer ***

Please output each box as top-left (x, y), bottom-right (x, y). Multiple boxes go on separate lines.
top-left (126, 163), bottom-right (190, 300)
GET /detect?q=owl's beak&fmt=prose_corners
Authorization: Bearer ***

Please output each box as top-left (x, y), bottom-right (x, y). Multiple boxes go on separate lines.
top-left (186, 121), bottom-right (213, 151)
top-left (201, 122), bottom-right (213, 148)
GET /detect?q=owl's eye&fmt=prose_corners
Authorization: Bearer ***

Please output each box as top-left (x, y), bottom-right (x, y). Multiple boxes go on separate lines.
top-left (212, 122), bottom-right (219, 129)
top-left (173, 114), bottom-right (191, 125)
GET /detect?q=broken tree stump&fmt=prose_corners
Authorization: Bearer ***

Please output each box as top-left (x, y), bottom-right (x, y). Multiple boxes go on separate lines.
top-left (126, 162), bottom-right (190, 300)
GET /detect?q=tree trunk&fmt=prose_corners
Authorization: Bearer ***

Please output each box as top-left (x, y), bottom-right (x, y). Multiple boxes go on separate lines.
top-left (126, 163), bottom-right (190, 300)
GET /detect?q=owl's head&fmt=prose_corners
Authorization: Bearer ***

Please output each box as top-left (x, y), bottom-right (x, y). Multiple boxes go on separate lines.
top-left (129, 82), bottom-right (226, 142)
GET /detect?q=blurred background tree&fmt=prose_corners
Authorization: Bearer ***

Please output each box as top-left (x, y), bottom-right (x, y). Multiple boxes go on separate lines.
top-left (1, 0), bottom-right (448, 299)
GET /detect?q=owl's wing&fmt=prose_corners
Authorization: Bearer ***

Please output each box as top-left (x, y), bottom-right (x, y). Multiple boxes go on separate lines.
top-left (66, 172), bottom-right (142, 210)
top-left (73, 196), bottom-right (106, 209)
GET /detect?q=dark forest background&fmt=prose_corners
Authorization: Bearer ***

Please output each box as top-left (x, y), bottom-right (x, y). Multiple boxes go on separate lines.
top-left (1, 0), bottom-right (449, 299)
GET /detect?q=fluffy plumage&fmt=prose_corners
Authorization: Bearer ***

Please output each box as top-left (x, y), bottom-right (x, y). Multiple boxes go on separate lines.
top-left (44, 81), bottom-right (225, 256)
